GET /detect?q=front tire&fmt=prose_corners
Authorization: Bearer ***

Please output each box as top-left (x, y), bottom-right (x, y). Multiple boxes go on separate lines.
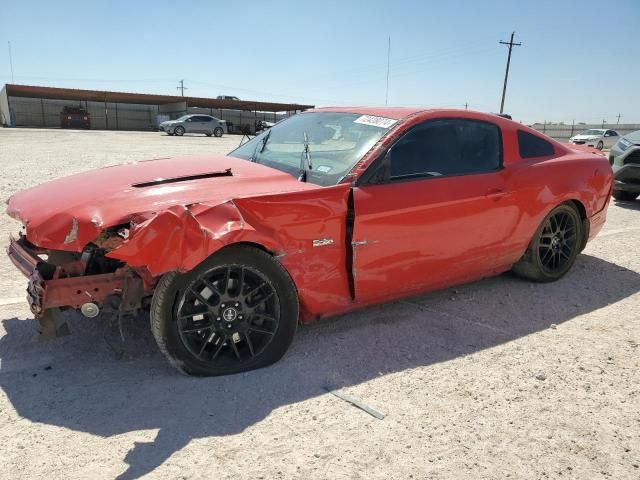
top-left (174, 126), bottom-right (185, 136)
top-left (150, 245), bottom-right (298, 376)
top-left (596, 141), bottom-right (604, 150)
top-left (214, 127), bottom-right (224, 137)
top-left (512, 204), bottom-right (582, 282)
top-left (612, 190), bottom-right (638, 201)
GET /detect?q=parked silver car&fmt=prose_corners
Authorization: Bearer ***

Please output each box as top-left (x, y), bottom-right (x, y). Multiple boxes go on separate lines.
top-left (609, 130), bottom-right (640, 201)
top-left (159, 114), bottom-right (226, 137)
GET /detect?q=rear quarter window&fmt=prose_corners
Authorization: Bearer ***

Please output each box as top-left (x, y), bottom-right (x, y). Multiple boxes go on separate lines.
top-left (518, 130), bottom-right (554, 158)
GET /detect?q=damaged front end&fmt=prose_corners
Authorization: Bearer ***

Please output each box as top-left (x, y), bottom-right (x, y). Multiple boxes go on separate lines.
top-left (7, 228), bottom-right (155, 337)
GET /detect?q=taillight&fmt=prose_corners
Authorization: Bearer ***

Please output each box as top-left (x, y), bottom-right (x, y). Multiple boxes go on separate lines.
top-left (67, 116), bottom-right (72, 120)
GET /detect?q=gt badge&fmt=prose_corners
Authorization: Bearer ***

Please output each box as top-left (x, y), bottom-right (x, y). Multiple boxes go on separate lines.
top-left (312, 238), bottom-right (334, 247)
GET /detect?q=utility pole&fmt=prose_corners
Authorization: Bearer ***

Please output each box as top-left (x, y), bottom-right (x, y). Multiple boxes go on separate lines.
top-left (499, 32), bottom-right (521, 114)
top-left (385, 36), bottom-right (391, 106)
top-left (465, 102), bottom-right (469, 110)
top-left (8, 41), bottom-right (14, 83)
top-left (616, 113), bottom-right (622, 125)
top-left (176, 79), bottom-right (188, 96)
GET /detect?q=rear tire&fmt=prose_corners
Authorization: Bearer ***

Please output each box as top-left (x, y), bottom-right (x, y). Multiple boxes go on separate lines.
top-left (150, 245), bottom-right (298, 376)
top-left (612, 190), bottom-right (638, 201)
top-left (512, 204), bottom-right (583, 283)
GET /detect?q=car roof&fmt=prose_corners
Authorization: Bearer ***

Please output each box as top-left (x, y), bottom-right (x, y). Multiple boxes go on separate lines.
top-left (309, 106), bottom-right (432, 120)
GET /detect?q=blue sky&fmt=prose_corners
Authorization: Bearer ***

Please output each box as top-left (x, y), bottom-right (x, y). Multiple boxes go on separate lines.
top-left (0, 0), bottom-right (638, 123)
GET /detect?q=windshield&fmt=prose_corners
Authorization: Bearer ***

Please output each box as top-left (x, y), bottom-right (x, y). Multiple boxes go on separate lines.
top-left (176, 115), bottom-right (191, 122)
top-left (581, 129), bottom-right (604, 136)
top-left (228, 112), bottom-right (395, 186)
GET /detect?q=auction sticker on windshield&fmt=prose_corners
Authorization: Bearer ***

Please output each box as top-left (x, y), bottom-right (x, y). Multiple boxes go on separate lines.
top-left (354, 115), bottom-right (398, 129)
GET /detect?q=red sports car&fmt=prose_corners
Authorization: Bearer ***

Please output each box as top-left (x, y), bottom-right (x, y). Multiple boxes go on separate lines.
top-left (6, 108), bottom-right (613, 376)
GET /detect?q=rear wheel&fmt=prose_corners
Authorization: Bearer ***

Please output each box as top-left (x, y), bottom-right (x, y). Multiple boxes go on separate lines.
top-left (174, 126), bottom-right (185, 136)
top-left (214, 127), bottom-right (224, 137)
top-left (512, 204), bottom-right (582, 282)
top-left (150, 245), bottom-right (298, 376)
top-left (612, 190), bottom-right (638, 201)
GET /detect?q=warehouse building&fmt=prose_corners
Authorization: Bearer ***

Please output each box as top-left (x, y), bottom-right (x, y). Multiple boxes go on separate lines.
top-left (0, 84), bottom-right (313, 134)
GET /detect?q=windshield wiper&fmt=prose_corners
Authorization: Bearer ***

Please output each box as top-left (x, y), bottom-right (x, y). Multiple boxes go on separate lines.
top-left (251, 129), bottom-right (272, 163)
top-left (298, 131), bottom-right (312, 182)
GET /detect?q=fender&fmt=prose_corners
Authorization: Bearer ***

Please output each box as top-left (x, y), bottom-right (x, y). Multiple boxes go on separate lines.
top-left (107, 184), bottom-right (353, 320)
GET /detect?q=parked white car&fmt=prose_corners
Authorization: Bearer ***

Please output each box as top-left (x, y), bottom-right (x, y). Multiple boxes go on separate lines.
top-left (569, 129), bottom-right (619, 150)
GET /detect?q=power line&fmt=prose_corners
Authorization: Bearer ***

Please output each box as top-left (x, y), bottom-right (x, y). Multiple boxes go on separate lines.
top-left (499, 32), bottom-right (522, 114)
top-left (176, 79), bottom-right (188, 96)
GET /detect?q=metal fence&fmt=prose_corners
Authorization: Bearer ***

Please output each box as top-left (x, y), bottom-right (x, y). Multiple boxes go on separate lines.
top-left (8, 97), bottom-right (296, 133)
top-left (530, 123), bottom-right (640, 141)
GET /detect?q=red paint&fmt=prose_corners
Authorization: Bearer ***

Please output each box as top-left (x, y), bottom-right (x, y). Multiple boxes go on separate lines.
top-left (6, 108), bottom-right (613, 322)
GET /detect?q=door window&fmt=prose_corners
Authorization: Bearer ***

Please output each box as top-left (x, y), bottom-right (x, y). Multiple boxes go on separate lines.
top-left (388, 119), bottom-right (502, 180)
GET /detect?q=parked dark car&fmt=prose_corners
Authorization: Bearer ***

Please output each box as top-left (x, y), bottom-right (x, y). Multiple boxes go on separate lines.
top-left (609, 130), bottom-right (640, 201)
top-left (60, 107), bottom-right (90, 129)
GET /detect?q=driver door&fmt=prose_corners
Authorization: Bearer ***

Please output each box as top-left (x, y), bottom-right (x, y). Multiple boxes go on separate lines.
top-left (352, 118), bottom-right (520, 303)
top-left (184, 116), bottom-right (199, 133)
top-left (604, 130), bottom-right (618, 148)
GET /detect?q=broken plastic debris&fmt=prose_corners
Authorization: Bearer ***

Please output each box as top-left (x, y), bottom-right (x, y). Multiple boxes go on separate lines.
top-left (325, 386), bottom-right (385, 420)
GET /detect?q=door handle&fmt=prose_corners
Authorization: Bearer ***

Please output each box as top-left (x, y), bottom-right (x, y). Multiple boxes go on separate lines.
top-left (484, 188), bottom-right (509, 200)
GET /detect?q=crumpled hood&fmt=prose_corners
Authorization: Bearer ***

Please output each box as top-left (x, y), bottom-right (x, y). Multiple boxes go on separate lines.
top-left (6, 154), bottom-right (314, 251)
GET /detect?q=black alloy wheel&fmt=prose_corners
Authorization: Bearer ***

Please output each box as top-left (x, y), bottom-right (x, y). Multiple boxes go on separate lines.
top-left (512, 203), bottom-right (583, 282)
top-left (151, 245), bottom-right (298, 376)
top-left (537, 209), bottom-right (578, 275)
top-left (176, 265), bottom-right (280, 365)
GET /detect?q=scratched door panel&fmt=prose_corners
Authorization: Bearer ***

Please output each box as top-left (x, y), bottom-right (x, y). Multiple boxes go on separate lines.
top-left (352, 172), bottom-right (519, 303)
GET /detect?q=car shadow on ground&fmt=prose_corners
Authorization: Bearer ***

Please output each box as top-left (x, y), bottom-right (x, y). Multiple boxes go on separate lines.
top-left (1, 254), bottom-right (639, 479)
top-left (613, 199), bottom-right (640, 211)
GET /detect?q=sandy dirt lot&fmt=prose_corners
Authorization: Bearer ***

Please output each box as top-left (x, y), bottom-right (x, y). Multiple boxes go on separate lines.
top-left (0, 128), bottom-right (638, 480)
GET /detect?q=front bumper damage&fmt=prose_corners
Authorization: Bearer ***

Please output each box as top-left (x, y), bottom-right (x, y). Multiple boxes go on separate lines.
top-left (7, 234), bottom-right (149, 319)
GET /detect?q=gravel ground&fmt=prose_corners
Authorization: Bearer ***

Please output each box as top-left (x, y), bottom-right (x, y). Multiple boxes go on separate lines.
top-left (0, 128), bottom-right (638, 480)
